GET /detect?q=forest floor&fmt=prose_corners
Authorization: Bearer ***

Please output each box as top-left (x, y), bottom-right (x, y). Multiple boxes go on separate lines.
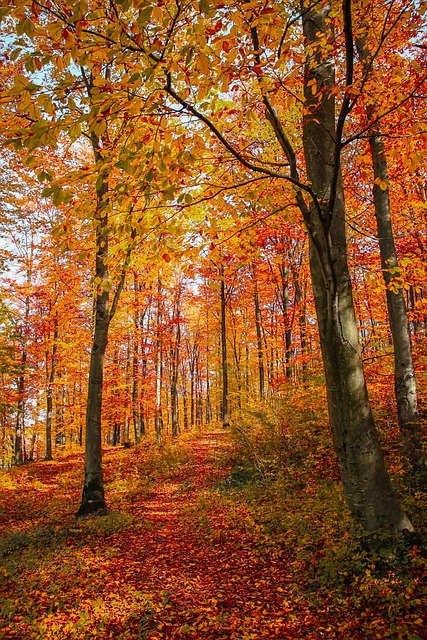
top-left (0, 423), bottom-right (427, 639)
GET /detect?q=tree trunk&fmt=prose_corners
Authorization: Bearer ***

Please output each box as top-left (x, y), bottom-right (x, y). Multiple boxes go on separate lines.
top-left (77, 118), bottom-right (109, 516)
top-left (371, 132), bottom-right (426, 483)
top-left (170, 286), bottom-right (181, 437)
top-left (253, 267), bottom-right (265, 400)
top-left (77, 66), bottom-right (132, 513)
top-left (182, 365), bottom-right (189, 430)
top-left (132, 274), bottom-right (141, 444)
top-left (139, 301), bottom-right (150, 437)
top-left (15, 350), bottom-right (26, 466)
top-left (301, 0), bottom-right (412, 534)
top-left (292, 264), bottom-right (308, 385)
top-left (78, 360), bottom-right (83, 447)
top-left (278, 264), bottom-right (292, 379)
top-left (230, 306), bottom-right (242, 410)
top-left (155, 276), bottom-right (163, 443)
top-left (205, 307), bottom-right (212, 424)
top-left (45, 314), bottom-right (58, 461)
top-left (14, 284), bottom-right (31, 467)
top-left (77, 173), bottom-right (109, 516)
top-left (356, 37), bottom-right (427, 487)
top-left (220, 263), bottom-right (229, 427)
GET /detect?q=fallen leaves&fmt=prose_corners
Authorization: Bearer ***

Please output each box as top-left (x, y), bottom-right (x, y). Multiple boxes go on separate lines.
top-left (0, 431), bottom-right (426, 639)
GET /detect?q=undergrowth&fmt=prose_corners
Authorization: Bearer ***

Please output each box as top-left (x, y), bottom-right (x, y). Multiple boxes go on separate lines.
top-left (193, 398), bottom-right (427, 640)
top-left (1, 406), bottom-right (427, 639)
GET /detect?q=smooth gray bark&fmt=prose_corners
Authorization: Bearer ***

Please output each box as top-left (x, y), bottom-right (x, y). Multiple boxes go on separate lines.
top-left (253, 267), bottom-right (265, 399)
top-left (356, 37), bottom-right (427, 487)
top-left (371, 132), bottom-right (427, 484)
top-left (170, 284), bottom-right (181, 437)
top-left (132, 275), bottom-right (140, 445)
top-left (77, 169), bottom-right (109, 517)
top-left (278, 264), bottom-right (292, 379)
top-left (300, 0), bottom-right (413, 533)
top-left (155, 276), bottom-right (163, 443)
top-left (45, 314), bottom-right (58, 461)
top-left (291, 263), bottom-right (308, 385)
top-left (220, 263), bottom-right (229, 427)
top-left (78, 66), bottom-right (133, 514)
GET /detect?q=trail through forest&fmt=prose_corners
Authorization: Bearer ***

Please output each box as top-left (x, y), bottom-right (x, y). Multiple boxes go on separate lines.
top-left (1, 430), bottom-right (426, 639)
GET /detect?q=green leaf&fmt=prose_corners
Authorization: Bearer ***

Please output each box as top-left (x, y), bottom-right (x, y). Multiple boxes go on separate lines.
top-left (62, 190), bottom-right (74, 204)
top-left (17, 18), bottom-right (35, 38)
top-left (25, 155), bottom-right (37, 168)
top-left (163, 186), bottom-right (176, 201)
top-left (25, 57), bottom-right (36, 73)
top-left (92, 118), bottom-right (106, 137)
top-left (19, 90), bottom-right (32, 111)
top-left (69, 122), bottom-right (82, 141)
top-left (41, 186), bottom-right (53, 198)
top-left (96, 175), bottom-right (106, 191)
top-left (10, 48), bottom-right (22, 61)
top-left (71, 0), bottom-right (88, 22)
top-left (199, 0), bottom-right (210, 14)
top-left (116, 0), bottom-right (132, 9)
top-left (37, 171), bottom-right (53, 183)
top-left (51, 186), bottom-right (63, 206)
top-left (137, 6), bottom-right (153, 26)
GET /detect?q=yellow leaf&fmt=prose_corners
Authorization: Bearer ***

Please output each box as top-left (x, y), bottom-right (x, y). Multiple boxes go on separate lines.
top-left (19, 90), bottom-right (32, 111)
top-left (374, 177), bottom-right (389, 191)
top-left (196, 53), bottom-right (210, 76)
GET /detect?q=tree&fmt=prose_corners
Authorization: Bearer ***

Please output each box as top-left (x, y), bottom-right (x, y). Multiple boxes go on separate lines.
top-left (299, 0), bottom-right (412, 533)
top-left (1, 0), bottom-right (424, 537)
top-left (162, 0), bottom-right (415, 534)
top-left (354, 15), bottom-right (427, 487)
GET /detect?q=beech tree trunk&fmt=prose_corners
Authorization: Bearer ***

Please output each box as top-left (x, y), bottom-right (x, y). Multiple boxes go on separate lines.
top-left (220, 263), bottom-right (229, 427)
top-left (45, 313), bottom-right (58, 461)
top-left (278, 264), bottom-right (292, 379)
top-left (291, 264), bottom-right (308, 385)
top-left (230, 307), bottom-right (242, 410)
top-left (370, 131), bottom-right (427, 485)
top-left (14, 282), bottom-right (31, 466)
top-left (139, 300), bottom-right (150, 437)
top-left (78, 67), bottom-right (132, 514)
top-left (253, 268), bottom-right (265, 400)
top-left (182, 365), bottom-right (189, 430)
top-left (170, 285), bottom-right (181, 437)
top-left (356, 37), bottom-right (427, 487)
top-left (300, 0), bottom-right (412, 533)
top-left (15, 344), bottom-right (27, 466)
top-left (77, 170), bottom-right (109, 517)
top-left (14, 374), bottom-right (25, 466)
top-left (205, 307), bottom-right (212, 424)
top-left (132, 274), bottom-right (141, 445)
top-left (155, 276), bottom-right (163, 443)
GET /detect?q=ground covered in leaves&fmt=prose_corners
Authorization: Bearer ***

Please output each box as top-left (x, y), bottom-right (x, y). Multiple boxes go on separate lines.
top-left (1, 415), bottom-right (427, 639)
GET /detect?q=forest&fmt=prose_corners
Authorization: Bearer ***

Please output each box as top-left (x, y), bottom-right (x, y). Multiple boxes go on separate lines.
top-left (0, 0), bottom-right (427, 637)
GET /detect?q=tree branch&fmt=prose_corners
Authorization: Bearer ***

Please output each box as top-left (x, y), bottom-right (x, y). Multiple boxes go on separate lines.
top-left (164, 73), bottom-right (321, 206)
top-left (327, 0), bottom-right (353, 222)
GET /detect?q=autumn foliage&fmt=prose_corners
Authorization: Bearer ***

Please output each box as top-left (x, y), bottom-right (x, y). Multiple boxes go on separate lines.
top-left (1, 424), bottom-right (427, 639)
top-left (1, 0), bottom-right (427, 636)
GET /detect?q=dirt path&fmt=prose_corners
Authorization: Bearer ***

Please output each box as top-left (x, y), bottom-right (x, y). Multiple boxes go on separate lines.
top-left (0, 432), bottom-right (329, 639)
top-left (99, 432), bottom-right (312, 639)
